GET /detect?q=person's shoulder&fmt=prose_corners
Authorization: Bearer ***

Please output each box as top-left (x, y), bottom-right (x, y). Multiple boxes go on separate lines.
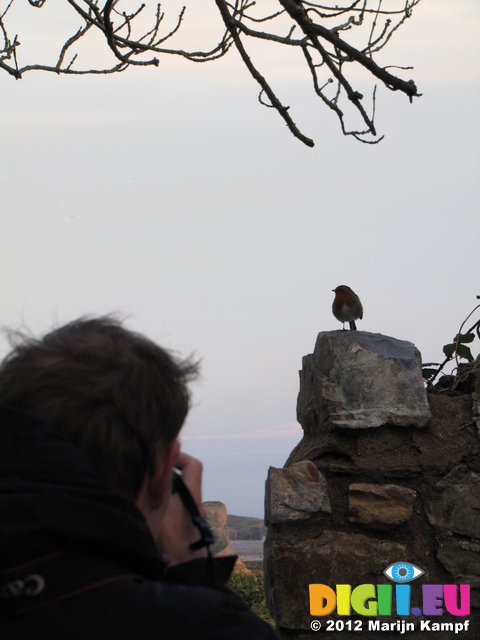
top-left (117, 578), bottom-right (279, 639)
top-left (0, 574), bottom-right (279, 640)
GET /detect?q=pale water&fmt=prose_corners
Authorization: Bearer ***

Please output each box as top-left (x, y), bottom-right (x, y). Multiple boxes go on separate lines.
top-left (231, 538), bottom-right (264, 561)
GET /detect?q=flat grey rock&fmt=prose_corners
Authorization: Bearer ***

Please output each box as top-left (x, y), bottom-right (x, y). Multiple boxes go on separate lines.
top-left (297, 331), bottom-right (431, 431)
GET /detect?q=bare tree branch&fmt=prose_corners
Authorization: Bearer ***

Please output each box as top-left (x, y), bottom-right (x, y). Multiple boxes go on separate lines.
top-left (215, 0), bottom-right (315, 147)
top-left (1, 0), bottom-right (424, 146)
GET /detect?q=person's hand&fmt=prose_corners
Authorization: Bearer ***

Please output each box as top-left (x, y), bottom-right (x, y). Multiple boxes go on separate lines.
top-left (155, 451), bottom-right (208, 566)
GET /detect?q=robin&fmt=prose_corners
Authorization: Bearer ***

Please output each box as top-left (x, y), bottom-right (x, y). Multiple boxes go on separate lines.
top-left (332, 285), bottom-right (363, 331)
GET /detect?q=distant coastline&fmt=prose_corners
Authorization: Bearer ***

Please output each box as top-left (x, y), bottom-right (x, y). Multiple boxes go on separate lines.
top-left (231, 538), bottom-right (264, 562)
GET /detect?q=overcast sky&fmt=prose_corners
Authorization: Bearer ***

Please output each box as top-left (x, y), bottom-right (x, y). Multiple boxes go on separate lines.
top-left (1, 1), bottom-right (479, 517)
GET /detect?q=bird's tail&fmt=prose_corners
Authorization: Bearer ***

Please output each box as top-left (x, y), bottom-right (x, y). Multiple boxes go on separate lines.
top-left (349, 321), bottom-right (357, 331)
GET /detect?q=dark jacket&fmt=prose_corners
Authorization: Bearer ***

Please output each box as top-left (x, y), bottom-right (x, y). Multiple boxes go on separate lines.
top-left (0, 407), bottom-right (278, 639)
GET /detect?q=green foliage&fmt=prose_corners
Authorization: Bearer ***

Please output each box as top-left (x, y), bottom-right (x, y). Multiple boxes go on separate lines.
top-left (423, 296), bottom-right (480, 386)
top-left (442, 332), bottom-right (475, 362)
top-left (228, 571), bottom-right (275, 627)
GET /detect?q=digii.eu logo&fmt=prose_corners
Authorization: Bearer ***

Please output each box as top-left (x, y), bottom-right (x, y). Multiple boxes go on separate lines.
top-left (308, 562), bottom-right (471, 634)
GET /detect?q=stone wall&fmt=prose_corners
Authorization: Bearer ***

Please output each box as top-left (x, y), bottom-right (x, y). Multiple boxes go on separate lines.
top-left (264, 332), bottom-right (480, 639)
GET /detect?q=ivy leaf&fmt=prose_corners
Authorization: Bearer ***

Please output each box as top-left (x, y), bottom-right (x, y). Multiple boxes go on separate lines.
top-left (455, 332), bottom-right (475, 344)
top-left (456, 343), bottom-right (474, 362)
top-left (422, 367), bottom-right (439, 379)
top-left (443, 343), bottom-right (456, 359)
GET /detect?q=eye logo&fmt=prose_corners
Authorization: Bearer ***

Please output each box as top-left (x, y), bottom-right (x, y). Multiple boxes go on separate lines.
top-left (384, 562), bottom-right (424, 583)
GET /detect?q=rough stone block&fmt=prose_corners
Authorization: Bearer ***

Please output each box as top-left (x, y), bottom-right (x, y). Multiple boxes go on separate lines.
top-left (424, 465), bottom-right (480, 538)
top-left (297, 331), bottom-right (431, 431)
top-left (265, 461), bottom-right (331, 524)
top-left (264, 531), bottom-right (407, 630)
top-left (348, 482), bottom-right (417, 526)
top-left (436, 537), bottom-right (480, 607)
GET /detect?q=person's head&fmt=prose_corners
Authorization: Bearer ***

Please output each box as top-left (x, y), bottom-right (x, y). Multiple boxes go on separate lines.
top-left (0, 316), bottom-right (199, 500)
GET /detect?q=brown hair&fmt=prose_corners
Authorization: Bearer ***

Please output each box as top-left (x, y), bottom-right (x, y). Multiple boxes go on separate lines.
top-left (0, 316), bottom-right (199, 498)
